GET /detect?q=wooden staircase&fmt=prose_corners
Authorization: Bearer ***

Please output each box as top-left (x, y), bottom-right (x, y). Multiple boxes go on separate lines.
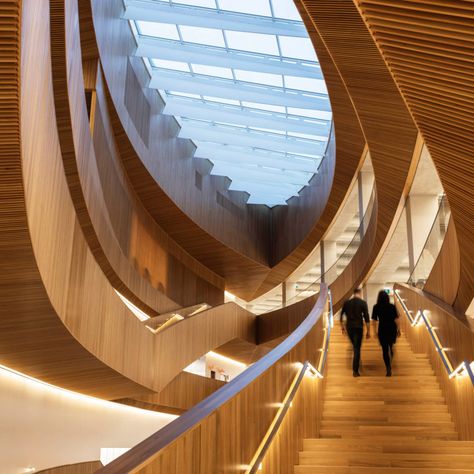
top-left (295, 330), bottom-right (474, 473)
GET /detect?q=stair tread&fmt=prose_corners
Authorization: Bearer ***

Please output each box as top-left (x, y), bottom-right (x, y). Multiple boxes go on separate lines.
top-left (295, 332), bottom-right (464, 473)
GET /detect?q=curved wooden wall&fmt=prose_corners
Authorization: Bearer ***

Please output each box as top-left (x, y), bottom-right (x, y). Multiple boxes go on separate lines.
top-left (0, 0), bottom-right (256, 400)
top-left (395, 283), bottom-right (474, 440)
top-left (0, 0), bottom-right (150, 400)
top-left (354, 0), bottom-right (474, 312)
top-left (296, 0), bottom-right (420, 305)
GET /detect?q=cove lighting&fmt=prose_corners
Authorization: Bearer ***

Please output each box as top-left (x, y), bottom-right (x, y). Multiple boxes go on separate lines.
top-left (0, 363), bottom-right (178, 420)
top-left (115, 290), bottom-right (151, 321)
top-left (207, 351), bottom-right (248, 368)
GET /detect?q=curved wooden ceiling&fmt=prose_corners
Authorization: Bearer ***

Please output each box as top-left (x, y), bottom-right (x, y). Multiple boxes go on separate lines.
top-left (353, 0), bottom-right (474, 312)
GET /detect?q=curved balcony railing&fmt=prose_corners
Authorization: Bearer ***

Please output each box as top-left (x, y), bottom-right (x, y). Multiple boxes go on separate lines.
top-left (98, 285), bottom-right (330, 473)
top-left (408, 195), bottom-right (450, 288)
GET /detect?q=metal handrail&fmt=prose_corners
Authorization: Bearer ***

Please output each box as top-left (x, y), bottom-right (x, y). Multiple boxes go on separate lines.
top-left (394, 290), bottom-right (474, 385)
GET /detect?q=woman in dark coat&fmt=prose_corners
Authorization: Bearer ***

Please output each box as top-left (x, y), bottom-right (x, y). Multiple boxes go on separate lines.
top-left (372, 290), bottom-right (400, 376)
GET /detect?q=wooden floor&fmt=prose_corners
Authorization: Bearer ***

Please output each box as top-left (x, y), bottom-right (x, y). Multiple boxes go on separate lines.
top-left (295, 330), bottom-right (474, 473)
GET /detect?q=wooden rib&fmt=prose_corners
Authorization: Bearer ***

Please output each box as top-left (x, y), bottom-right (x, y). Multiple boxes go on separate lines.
top-left (354, 0), bottom-right (474, 312)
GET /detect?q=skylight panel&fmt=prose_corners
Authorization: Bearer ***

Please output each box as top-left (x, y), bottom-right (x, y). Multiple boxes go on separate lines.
top-left (167, 91), bottom-right (202, 99)
top-left (271, 0), bottom-right (301, 21)
top-left (192, 64), bottom-right (233, 79)
top-left (288, 131), bottom-right (328, 141)
top-left (279, 36), bottom-right (317, 61)
top-left (241, 101), bottom-right (286, 113)
top-left (288, 107), bottom-right (333, 121)
top-left (284, 76), bottom-right (327, 94)
top-left (225, 31), bottom-right (279, 55)
top-left (172, 0), bottom-right (216, 7)
top-left (127, 0), bottom-right (333, 206)
top-left (179, 25), bottom-right (225, 47)
top-left (203, 96), bottom-right (241, 106)
top-left (152, 59), bottom-right (190, 72)
top-left (137, 21), bottom-right (179, 40)
top-left (234, 70), bottom-right (283, 87)
top-left (218, 0), bottom-right (272, 16)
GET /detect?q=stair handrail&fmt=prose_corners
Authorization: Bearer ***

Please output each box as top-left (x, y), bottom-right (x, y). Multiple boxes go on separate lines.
top-left (98, 285), bottom-right (329, 473)
top-left (394, 289), bottom-right (474, 385)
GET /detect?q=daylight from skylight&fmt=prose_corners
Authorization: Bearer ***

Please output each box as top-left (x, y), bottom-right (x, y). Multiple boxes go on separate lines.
top-left (124, 0), bottom-right (332, 206)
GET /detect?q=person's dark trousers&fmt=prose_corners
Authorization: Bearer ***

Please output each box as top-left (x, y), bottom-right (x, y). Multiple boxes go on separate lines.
top-left (347, 327), bottom-right (363, 373)
top-left (381, 341), bottom-right (393, 371)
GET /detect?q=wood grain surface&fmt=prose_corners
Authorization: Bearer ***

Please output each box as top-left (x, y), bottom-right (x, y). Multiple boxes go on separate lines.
top-left (354, 0), bottom-right (474, 313)
top-left (395, 283), bottom-right (474, 440)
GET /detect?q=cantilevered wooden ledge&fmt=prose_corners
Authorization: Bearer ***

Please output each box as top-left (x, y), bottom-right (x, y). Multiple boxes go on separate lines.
top-left (98, 285), bottom-right (329, 473)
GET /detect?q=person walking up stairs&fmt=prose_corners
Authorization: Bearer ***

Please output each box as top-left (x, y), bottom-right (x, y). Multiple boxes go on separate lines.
top-left (294, 330), bottom-right (474, 473)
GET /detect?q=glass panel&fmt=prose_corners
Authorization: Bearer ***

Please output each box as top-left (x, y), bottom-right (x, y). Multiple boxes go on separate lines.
top-left (408, 196), bottom-right (450, 288)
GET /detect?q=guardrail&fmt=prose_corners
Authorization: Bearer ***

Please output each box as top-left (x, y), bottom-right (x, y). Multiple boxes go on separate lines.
top-left (98, 286), bottom-right (329, 473)
top-left (394, 289), bottom-right (474, 385)
top-left (245, 290), bottom-right (333, 473)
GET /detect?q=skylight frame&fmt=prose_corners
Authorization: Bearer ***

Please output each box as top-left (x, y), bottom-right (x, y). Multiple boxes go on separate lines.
top-left (125, 0), bottom-right (332, 207)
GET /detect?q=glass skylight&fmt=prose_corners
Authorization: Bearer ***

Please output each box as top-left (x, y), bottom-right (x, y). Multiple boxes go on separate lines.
top-left (124, 0), bottom-right (332, 207)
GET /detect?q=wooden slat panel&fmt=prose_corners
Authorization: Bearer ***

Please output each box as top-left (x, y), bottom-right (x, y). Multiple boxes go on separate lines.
top-left (354, 0), bottom-right (474, 312)
top-left (395, 283), bottom-right (474, 440)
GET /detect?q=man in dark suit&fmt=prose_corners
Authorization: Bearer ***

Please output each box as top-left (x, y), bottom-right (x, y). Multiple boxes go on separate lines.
top-left (341, 288), bottom-right (371, 376)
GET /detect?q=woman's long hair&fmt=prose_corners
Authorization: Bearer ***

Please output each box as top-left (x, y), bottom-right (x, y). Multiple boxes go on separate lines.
top-left (377, 290), bottom-right (390, 306)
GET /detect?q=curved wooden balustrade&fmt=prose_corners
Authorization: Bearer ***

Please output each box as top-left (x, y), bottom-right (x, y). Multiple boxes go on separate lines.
top-left (97, 286), bottom-right (329, 473)
top-left (0, 0), bottom-right (260, 400)
top-left (51, 0), bottom-right (224, 314)
top-left (394, 283), bottom-right (474, 440)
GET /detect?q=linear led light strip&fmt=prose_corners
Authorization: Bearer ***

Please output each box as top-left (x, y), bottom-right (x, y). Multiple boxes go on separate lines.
top-left (244, 361), bottom-right (308, 474)
top-left (394, 290), bottom-right (474, 385)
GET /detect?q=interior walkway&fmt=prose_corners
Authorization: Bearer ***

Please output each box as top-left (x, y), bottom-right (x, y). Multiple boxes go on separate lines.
top-left (295, 330), bottom-right (474, 473)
